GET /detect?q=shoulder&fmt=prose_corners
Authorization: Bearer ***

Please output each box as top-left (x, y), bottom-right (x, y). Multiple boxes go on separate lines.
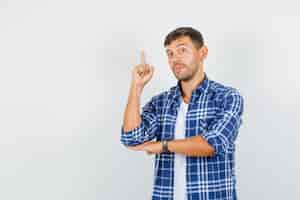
top-left (146, 85), bottom-right (177, 107)
top-left (152, 85), bottom-right (175, 101)
top-left (208, 80), bottom-right (244, 113)
top-left (208, 79), bottom-right (243, 100)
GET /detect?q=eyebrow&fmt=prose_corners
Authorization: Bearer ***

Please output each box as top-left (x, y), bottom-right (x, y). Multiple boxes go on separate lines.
top-left (175, 43), bottom-right (187, 47)
top-left (165, 43), bottom-right (188, 52)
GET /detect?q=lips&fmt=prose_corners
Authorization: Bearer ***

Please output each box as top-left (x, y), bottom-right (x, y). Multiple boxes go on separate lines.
top-left (175, 63), bottom-right (184, 67)
top-left (174, 64), bottom-right (185, 72)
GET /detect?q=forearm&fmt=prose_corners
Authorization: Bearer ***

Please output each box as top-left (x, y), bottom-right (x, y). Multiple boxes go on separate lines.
top-left (123, 82), bottom-right (143, 132)
top-left (168, 136), bottom-right (215, 157)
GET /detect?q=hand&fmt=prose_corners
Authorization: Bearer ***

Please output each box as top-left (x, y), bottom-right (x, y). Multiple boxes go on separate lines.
top-left (127, 141), bottom-right (152, 151)
top-left (127, 141), bottom-right (163, 155)
top-left (131, 50), bottom-right (154, 89)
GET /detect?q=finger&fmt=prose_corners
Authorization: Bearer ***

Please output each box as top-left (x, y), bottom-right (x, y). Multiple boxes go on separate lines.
top-left (143, 141), bottom-right (153, 145)
top-left (143, 64), bottom-right (151, 74)
top-left (136, 65), bottom-right (145, 76)
top-left (140, 50), bottom-right (146, 66)
top-left (137, 65), bottom-right (142, 74)
top-left (127, 141), bottom-right (152, 151)
top-left (149, 65), bottom-right (154, 75)
top-left (142, 65), bottom-right (154, 79)
top-left (127, 145), bottom-right (143, 151)
top-left (127, 146), bottom-right (137, 150)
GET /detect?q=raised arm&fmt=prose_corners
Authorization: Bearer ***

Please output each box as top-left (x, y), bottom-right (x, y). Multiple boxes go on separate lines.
top-left (121, 51), bottom-right (157, 146)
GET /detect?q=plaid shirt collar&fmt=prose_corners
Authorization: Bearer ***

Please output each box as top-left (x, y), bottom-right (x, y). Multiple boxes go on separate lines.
top-left (171, 73), bottom-right (210, 106)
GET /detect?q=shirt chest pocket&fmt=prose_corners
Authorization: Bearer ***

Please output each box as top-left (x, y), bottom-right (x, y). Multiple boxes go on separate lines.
top-left (157, 113), bottom-right (177, 140)
top-left (186, 108), bottom-right (216, 136)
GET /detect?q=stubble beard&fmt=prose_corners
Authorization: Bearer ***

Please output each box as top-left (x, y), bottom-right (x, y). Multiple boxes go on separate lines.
top-left (174, 64), bottom-right (199, 82)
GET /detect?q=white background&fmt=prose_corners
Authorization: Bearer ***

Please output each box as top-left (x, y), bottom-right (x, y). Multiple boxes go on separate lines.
top-left (1, 0), bottom-right (299, 199)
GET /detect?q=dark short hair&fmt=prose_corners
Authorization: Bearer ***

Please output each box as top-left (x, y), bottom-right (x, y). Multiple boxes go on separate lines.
top-left (164, 27), bottom-right (204, 49)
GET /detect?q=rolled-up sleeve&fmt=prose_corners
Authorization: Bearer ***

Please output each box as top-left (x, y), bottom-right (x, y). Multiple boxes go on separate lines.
top-left (120, 97), bottom-right (158, 146)
top-left (201, 90), bottom-right (244, 156)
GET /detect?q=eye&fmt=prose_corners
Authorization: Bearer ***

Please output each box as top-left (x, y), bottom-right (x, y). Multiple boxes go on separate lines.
top-left (178, 47), bottom-right (186, 54)
top-left (167, 51), bottom-right (173, 58)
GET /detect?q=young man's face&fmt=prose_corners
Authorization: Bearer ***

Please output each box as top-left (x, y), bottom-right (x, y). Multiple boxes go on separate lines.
top-left (165, 36), bottom-right (207, 82)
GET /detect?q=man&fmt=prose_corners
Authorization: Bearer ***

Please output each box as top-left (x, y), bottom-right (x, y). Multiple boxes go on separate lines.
top-left (120, 27), bottom-right (244, 200)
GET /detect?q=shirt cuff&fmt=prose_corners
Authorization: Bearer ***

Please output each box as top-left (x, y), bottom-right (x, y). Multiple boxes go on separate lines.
top-left (120, 123), bottom-right (144, 146)
top-left (201, 130), bottom-right (228, 156)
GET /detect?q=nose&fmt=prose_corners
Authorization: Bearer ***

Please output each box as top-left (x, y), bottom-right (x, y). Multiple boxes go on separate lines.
top-left (170, 56), bottom-right (183, 66)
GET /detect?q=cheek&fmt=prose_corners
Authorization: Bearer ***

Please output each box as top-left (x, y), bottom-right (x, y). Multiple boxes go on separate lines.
top-left (194, 53), bottom-right (203, 62)
top-left (181, 55), bottom-right (194, 65)
top-left (168, 60), bottom-right (173, 68)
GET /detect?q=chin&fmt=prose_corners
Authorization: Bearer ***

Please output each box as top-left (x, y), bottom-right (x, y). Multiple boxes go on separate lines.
top-left (176, 75), bottom-right (192, 82)
top-left (173, 71), bottom-right (191, 81)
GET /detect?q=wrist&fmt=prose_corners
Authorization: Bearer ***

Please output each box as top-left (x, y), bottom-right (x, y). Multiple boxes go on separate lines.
top-left (130, 82), bottom-right (143, 94)
top-left (162, 140), bottom-right (170, 153)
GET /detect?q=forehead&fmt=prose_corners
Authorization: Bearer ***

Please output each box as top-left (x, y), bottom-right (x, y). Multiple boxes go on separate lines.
top-left (165, 36), bottom-right (193, 50)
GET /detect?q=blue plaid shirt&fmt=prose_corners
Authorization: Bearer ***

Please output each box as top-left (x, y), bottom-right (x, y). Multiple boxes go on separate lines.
top-left (121, 74), bottom-right (244, 200)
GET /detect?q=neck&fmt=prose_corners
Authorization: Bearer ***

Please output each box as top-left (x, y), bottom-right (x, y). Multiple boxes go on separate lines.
top-left (180, 70), bottom-right (205, 104)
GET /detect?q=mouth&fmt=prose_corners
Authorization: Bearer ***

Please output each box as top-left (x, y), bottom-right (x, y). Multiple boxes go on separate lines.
top-left (174, 64), bottom-right (185, 72)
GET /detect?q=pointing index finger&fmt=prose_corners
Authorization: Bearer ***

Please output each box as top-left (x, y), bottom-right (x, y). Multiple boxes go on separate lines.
top-left (140, 49), bottom-right (146, 65)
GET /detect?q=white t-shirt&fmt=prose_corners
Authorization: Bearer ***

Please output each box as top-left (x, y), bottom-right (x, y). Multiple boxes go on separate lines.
top-left (173, 99), bottom-right (188, 200)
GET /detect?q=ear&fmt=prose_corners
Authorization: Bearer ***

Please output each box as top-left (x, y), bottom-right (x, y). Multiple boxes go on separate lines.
top-left (199, 45), bottom-right (208, 59)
